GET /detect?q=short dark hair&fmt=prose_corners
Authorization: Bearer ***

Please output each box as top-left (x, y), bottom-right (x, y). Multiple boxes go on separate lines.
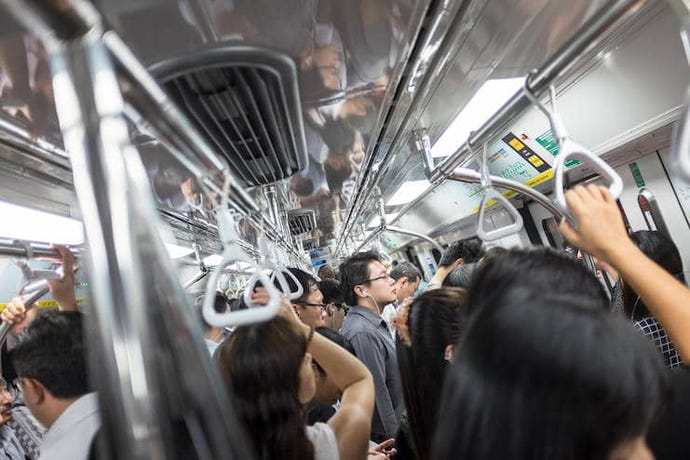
top-left (625, 231), bottom-right (685, 320)
top-left (442, 263), bottom-right (476, 289)
top-left (12, 311), bottom-right (89, 399)
top-left (318, 278), bottom-right (344, 307)
top-left (195, 292), bottom-right (229, 331)
top-left (390, 262), bottom-right (422, 283)
top-left (339, 251), bottom-right (381, 306)
top-left (279, 268), bottom-right (317, 303)
top-left (439, 238), bottom-right (483, 267)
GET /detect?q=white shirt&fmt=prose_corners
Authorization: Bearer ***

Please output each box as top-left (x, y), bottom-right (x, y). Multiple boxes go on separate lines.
top-left (381, 303), bottom-right (398, 339)
top-left (40, 393), bottom-right (100, 460)
top-left (307, 422), bottom-right (339, 460)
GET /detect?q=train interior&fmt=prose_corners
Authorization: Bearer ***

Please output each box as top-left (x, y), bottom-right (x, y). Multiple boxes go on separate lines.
top-left (0, 0), bottom-right (687, 458)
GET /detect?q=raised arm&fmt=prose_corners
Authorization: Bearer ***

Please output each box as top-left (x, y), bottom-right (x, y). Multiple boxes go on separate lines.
top-left (251, 289), bottom-right (375, 460)
top-left (559, 184), bottom-right (690, 362)
top-left (48, 245), bottom-right (78, 312)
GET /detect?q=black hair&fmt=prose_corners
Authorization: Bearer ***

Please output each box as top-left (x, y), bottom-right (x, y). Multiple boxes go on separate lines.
top-left (478, 246), bottom-right (508, 265)
top-left (433, 287), bottom-right (668, 460)
top-left (291, 174), bottom-right (315, 197)
top-left (339, 251), bottom-right (381, 306)
top-left (216, 317), bottom-right (314, 460)
top-left (390, 262), bottom-right (422, 283)
top-left (320, 118), bottom-right (356, 154)
top-left (275, 268), bottom-right (317, 303)
top-left (312, 327), bottom-right (355, 375)
top-left (397, 288), bottom-right (469, 459)
top-left (624, 231), bottom-right (685, 320)
top-left (194, 291), bottom-right (229, 331)
top-left (12, 311), bottom-right (89, 399)
top-left (442, 263), bottom-right (476, 289)
top-left (317, 264), bottom-right (337, 280)
top-left (439, 238), bottom-right (483, 267)
top-left (467, 247), bottom-right (610, 315)
top-left (318, 278), bottom-right (344, 307)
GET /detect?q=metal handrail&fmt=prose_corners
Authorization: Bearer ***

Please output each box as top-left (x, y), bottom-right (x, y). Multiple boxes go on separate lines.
top-left (0, 239), bottom-right (81, 260)
top-left (430, 0), bottom-right (648, 183)
top-left (522, 83), bottom-right (623, 213)
top-left (337, 0), bottom-right (650, 257)
top-left (667, 0), bottom-right (690, 181)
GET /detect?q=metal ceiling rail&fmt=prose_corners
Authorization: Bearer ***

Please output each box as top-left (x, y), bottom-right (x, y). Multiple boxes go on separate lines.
top-left (429, 0), bottom-right (650, 183)
top-left (336, 0), bottom-right (649, 257)
top-left (0, 1), bottom-right (256, 458)
top-left (382, 0), bottom-right (648, 235)
top-left (0, 239), bottom-right (81, 259)
top-left (334, 0), bottom-right (465, 256)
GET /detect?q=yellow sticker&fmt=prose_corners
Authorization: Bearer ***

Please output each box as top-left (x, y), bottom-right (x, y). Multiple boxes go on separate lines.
top-left (528, 155), bottom-right (545, 167)
top-left (472, 171), bottom-right (554, 213)
top-left (509, 138), bottom-right (525, 151)
top-left (0, 298), bottom-right (86, 311)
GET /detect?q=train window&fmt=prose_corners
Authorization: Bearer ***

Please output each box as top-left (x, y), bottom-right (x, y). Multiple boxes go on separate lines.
top-left (0, 200), bottom-right (83, 244)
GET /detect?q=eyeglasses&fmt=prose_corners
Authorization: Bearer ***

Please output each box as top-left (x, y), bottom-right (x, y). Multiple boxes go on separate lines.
top-left (294, 301), bottom-right (327, 309)
top-left (357, 275), bottom-right (391, 284)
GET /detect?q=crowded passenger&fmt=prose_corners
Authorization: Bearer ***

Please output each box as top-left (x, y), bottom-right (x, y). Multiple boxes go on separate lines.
top-left (12, 312), bottom-right (99, 460)
top-left (307, 327), bottom-right (355, 425)
top-left (624, 230), bottom-right (684, 367)
top-left (339, 251), bottom-right (403, 443)
top-left (425, 238), bottom-right (482, 290)
top-left (440, 262), bottom-right (476, 289)
top-left (193, 292), bottom-right (229, 355)
top-left (287, 267), bottom-right (329, 329)
top-left (318, 278), bottom-right (346, 332)
top-left (215, 288), bottom-right (375, 460)
top-left (380, 262), bottom-right (422, 338)
top-left (394, 288), bottom-right (469, 460)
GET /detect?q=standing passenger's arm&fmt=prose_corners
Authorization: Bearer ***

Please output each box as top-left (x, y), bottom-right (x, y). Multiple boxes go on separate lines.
top-left (559, 184), bottom-right (690, 362)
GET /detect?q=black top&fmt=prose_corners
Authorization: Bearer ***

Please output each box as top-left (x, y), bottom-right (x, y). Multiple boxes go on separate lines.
top-left (647, 365), bottom-right (690, 459)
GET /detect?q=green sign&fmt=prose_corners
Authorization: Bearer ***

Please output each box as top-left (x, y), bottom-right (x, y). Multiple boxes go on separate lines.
top-left (535, 130), bottom-right (581, 168)
top-left (629, 162), bottom-right (646, 188)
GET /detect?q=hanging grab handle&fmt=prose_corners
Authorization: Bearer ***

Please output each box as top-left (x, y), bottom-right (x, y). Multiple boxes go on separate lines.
top-left (667, 0), bottom-right (690, 181)
top-left (270, 268), bottom-right (304, 300)
top-left (523, 82), bottom-right (623, 212)
top-left (202, 211), bottom-right (281, 328)
top-left (477, 189), bottom-right (525, 241)
top-left (474, 140), bottom-right (524, 241)
top-left (256, 236), bottom-right (304, 301)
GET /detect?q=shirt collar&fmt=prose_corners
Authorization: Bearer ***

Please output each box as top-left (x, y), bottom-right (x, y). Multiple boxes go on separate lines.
top-left (348, 305), bottom-right (388, 329)
top-left (43, 392), bottom-right (99, 448)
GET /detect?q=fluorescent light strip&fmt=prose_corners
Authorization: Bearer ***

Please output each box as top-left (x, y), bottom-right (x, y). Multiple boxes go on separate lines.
top-left (431, 77), bottom-right (526, 158)
top-left (0, 200), bottom-right (84, 244)
top-left (387, 180), bottom-right (431, 207)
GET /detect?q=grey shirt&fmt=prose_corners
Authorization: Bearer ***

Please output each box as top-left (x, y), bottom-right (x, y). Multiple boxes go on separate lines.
top-left (340, 305), bottom-right (404, 442)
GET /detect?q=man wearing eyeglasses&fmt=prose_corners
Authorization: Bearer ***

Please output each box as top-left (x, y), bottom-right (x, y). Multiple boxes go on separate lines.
top-left (285, 268), bottom-right (328, 329)
top-left (339, 251), bottom-right (402, 443)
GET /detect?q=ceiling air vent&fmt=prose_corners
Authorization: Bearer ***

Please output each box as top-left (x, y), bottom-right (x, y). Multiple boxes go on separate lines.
top-left (288, 209), bottom-right (317, 236)
top-left (151, 46), bottom-right (307, 187)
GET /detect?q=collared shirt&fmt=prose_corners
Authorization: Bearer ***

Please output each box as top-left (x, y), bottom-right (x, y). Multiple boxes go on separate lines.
top-left (381, 301), bottom-right (399, 340)
top-left (340, 305), bottom-right (404, 442)
top-left (40, 393), bottom-right (100, 460)
top-left (205, 338), bottom-right (219, 356)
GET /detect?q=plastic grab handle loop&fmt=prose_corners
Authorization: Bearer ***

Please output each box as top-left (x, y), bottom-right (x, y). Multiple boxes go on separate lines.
top-left (522, 82), bottom-right (623, 212)
top-left (473, 140), bottom-right (524, 241)
top-left (552, 140), bottom-right (624, 212)
top-left (477, 189), bottom-right (524, 241)
top-left (270, 268), bottom-right (304, 300)
top-left (203, 214), bottom-right (281, 328)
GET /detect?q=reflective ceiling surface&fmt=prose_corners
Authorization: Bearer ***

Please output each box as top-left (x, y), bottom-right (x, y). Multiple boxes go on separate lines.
top-left (0, 0), bottom-right (664, 259)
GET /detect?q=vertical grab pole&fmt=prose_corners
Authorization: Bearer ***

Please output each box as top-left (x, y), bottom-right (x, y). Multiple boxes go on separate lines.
top-left (0, 1), bottom-right (254, 458)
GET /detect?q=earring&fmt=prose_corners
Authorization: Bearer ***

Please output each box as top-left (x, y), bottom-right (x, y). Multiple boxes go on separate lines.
top-left (444, 350), bottom-right (452, 361)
